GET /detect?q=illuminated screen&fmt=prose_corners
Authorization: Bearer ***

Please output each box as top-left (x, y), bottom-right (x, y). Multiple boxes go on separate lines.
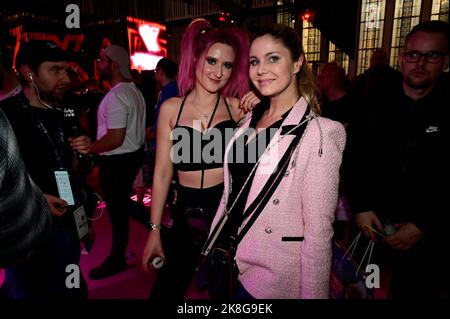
top-left (127, 17), bottom-right (166, 71)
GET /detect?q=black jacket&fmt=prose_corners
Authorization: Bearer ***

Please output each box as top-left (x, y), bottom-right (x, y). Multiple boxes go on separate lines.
top-left (346, 75), bottom-right (449, 238)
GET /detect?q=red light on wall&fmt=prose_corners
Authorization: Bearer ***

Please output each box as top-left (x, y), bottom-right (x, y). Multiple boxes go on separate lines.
top-left (302, 10), bottom-right (313, 22)
top-left (22, 32), bottom-right (84, 51)
top-left (218, 12), bottom-right (228, 22)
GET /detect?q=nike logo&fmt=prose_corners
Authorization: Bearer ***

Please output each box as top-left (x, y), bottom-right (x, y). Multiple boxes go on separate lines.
top-left (425, 126), bottom-right (440, 133)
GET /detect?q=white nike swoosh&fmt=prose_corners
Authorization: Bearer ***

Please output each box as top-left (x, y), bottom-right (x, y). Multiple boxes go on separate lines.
top-left (425, 126), bottom-right (440, 133)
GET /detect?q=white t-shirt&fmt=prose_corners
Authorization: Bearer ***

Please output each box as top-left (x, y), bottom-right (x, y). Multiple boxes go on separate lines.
top-left (96, 82), bottom-right (146, 155)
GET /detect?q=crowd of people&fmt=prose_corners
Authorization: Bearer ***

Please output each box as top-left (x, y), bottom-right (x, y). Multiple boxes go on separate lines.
top-left (0, 19), bottom-right (448, 300)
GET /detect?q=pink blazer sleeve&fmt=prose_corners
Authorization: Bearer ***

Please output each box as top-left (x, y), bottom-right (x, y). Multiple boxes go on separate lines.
top-left (300, 119), bottom-right (346, 298)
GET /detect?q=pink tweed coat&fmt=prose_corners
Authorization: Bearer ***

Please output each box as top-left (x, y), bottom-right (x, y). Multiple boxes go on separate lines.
top-left (210, 96), bottom-right (346, 299)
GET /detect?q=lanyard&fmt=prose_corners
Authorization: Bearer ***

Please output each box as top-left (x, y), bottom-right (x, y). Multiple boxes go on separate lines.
top-left (20, 96), bottom-right (67, 169)
top-left (34, 118), bottom-right (66, 168)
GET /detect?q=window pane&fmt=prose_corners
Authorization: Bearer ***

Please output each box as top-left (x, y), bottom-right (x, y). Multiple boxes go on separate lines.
top-left (357, 0), bottom-right (386, 74)
top-left (390, 0), bottom-right (422, 70)
top-left (329, 42), bottom-right (350, 73)
top-left (277, 10), bottom-right (295, 28)
top-left (302, 20), bottom-right (321, 70)
top-left (276, 0), bottom-right (296, 28)
top-left (431, 0), bottom-right (449, 22)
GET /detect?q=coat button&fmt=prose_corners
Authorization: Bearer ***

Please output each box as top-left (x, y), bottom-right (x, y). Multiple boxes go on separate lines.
top-left (284, 171), bottom-right (290, 177)
top-left (265, 228), bottom-right (272, 234)
top-left (273, 199), bottom-right (280, 205)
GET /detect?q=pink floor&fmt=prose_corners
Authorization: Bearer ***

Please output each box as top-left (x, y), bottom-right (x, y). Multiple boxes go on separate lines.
top-left (79, 205), bottom-right (155, 299)
top-left (1, 167), bottom-right (390, 299)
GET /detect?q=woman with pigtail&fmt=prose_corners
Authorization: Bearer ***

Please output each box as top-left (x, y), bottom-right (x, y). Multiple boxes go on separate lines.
top-left (142, 18), bottom-right (258, 299)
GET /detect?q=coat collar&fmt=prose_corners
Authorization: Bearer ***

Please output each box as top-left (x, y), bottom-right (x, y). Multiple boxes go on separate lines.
top-left (223, 96), bottom-right (310, 211)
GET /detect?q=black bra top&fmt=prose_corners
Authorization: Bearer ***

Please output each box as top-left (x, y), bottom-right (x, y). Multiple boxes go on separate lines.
top-left (172, 94), bottom-right (237, 173)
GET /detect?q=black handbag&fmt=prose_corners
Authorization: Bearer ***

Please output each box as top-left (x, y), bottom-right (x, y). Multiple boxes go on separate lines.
top-left (193, 146), bottom-right (295, 299)
top-left (195, 247), bottom-right (238, 299)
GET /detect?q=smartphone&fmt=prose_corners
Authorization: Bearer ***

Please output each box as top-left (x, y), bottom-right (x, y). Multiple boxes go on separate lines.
top-left (54, 170), bottom-right (75, 206)
top-left (379, 216), bottom-right (397, 236)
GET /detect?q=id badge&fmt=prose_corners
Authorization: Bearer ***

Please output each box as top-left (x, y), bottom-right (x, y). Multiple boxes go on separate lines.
top-left (54, 170), bottom-right (75, 206)
top-left (73, 205), bottom-right (89, 239)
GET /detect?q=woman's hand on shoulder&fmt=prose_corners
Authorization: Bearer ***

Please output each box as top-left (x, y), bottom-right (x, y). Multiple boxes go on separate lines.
top-left (227, 91), bottom-right (261, 122)
top-left (239, 91), bottom-right (261, 113)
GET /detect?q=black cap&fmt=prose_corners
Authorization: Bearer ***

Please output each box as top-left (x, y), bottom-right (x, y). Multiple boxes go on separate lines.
top-left (15, 40), bottom-right (68, 70)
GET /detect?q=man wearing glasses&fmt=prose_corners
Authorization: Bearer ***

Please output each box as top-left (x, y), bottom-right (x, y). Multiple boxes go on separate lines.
top-left (347, 20), bottom-right (449, 298)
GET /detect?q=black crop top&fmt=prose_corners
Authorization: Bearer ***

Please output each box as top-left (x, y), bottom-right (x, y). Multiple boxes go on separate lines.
top-left (172, 94), bottom-right (237, 176)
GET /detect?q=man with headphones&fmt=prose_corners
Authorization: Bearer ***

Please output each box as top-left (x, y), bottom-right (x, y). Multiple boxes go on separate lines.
top-left (0, 40), bottom-right (91, 299)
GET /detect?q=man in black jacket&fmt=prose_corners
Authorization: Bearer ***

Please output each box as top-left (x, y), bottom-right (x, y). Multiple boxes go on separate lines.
top-left (347, 21), bottom-right (449, 298)
top-left (0, 40), bottom-right (91, 299)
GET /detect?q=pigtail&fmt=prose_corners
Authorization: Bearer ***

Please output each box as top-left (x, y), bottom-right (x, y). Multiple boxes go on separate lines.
top-left (178, 19), bottom-right (212, 96)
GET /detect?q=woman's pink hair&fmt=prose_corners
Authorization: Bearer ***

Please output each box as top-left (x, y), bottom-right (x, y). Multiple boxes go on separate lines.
top-left (178, 18), bottom-right (249, 98)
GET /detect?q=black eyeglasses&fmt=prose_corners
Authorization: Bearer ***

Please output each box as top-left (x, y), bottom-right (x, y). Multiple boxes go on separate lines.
top-left (403, 50), bottom-right (448, 63)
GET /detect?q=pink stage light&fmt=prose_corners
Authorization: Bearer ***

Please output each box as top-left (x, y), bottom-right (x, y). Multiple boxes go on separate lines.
top-left (127, 17), bottom-right (166, 71)
top-left (0, 269), bottom-right (5, 289)
top-left (130, 189), bottom-right (152, 207)
top-left (130, 53), bottom-right (164, 71)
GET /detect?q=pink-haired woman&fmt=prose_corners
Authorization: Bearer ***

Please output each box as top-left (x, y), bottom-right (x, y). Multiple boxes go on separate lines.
top-left (142, 19), bottom-right (257, 299)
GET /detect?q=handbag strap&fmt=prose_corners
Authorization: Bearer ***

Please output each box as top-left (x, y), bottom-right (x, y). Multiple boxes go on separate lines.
top-left (343, 233), bottom-right (375, 277)
top-left (202, 105), bottom-right (312, 256)
top-left (234, 115), bottom-right (310, 246)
